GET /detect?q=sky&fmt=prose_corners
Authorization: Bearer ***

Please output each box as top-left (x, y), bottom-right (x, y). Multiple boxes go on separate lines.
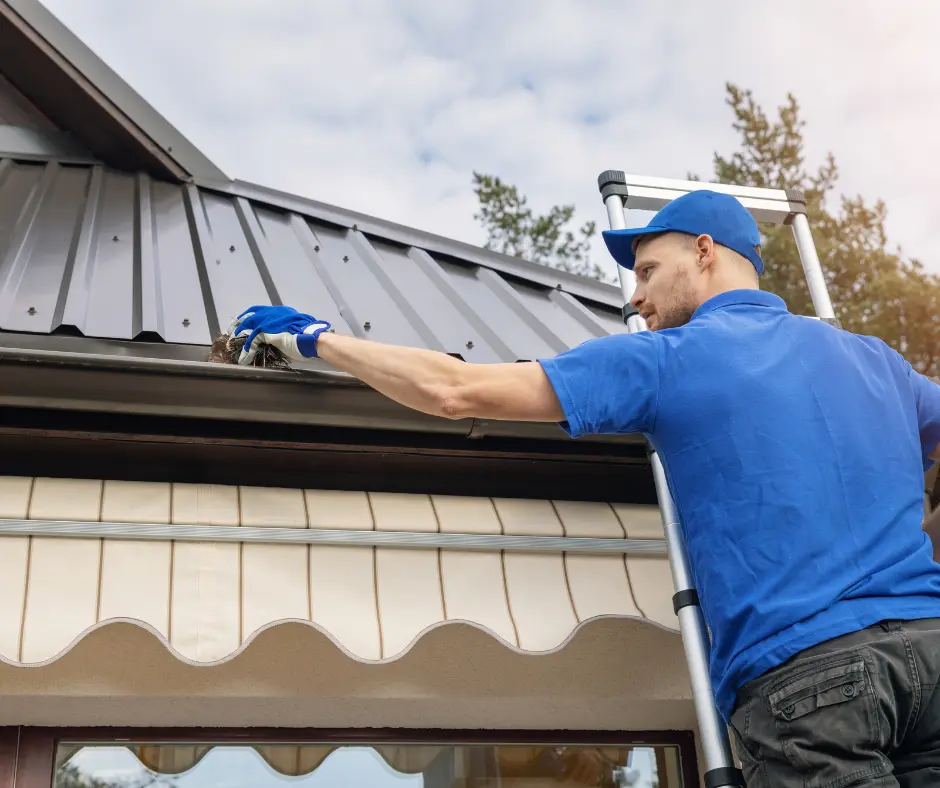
top-left (39, 0), bottom-right (940, 283)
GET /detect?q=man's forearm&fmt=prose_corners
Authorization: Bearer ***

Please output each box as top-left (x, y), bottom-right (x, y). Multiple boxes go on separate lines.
top-left (316, 332), bottom-right (466, 418)
top-left (314, 332), bottom-right (565, 423)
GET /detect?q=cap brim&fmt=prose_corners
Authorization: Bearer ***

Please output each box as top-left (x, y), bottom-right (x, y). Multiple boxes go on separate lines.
top-left (601, 226), bottom-right (669, 270)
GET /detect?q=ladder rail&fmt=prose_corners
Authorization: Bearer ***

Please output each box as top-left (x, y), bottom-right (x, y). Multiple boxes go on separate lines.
top-left (652, 458), bottom-right (739, 782)
top-left (791, 213), bottom-right (836, 320)
top-left (601, 185), bottom-right (741, 788)
top-left (599, 170), bottom-right (805, 226)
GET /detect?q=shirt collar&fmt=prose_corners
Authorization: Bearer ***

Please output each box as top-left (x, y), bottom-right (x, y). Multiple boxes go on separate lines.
top-left (691, 289), bottom-right (788, 321)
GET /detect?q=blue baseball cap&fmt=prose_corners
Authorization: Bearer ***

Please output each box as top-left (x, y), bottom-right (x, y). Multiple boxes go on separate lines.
top-left (602, 189), bottom-right (764, 275)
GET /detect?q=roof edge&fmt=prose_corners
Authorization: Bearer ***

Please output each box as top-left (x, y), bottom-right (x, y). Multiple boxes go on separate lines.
top-left (1, 0), bottom-right (228, 181)
top-left (0, 343), bottom-right (641, 446)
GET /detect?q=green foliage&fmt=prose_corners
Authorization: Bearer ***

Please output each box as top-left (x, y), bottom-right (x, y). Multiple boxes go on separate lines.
top-left (55, 763), bottom-right (177, 788)
top-left (55, 764), bottom-right (114, 788)
top-left (472, 171), bottom-right (612, 282)
top-left (470, 87), bottom-right (939, 374)
top-left (707, 83), bottom-right (940, 375)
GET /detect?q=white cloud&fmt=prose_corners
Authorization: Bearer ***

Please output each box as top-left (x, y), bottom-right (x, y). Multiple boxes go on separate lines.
top-left (39, 0), bottom-right (940, 282)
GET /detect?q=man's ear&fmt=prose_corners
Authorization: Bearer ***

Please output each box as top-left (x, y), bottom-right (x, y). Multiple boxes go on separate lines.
top-left (694, 234), bottom-right (717, 271)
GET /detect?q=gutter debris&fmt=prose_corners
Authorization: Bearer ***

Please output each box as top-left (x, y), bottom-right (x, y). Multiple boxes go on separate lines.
top-left (206, 333), bottom-right (291, 370)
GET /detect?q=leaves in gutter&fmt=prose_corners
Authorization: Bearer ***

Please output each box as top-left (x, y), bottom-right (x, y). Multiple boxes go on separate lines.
top-left (206, 333), bottom-right (291, 370)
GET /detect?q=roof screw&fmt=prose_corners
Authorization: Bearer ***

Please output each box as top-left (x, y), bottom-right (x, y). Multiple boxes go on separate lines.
top-left (216, 259), bottom-right (221, 265)
top-left (352, 224), bottom-right (358, 231)
top-left (167, 146), bottom-right (173, 152)
top-left (343, 255), bottom-right (349, 263)
top-left (363, 321), bottom-right (371, 331)
top-left (27, 306), bottom-right (36, 315)
top-left (314, 245), bottom-right (320, 252)
top-left (182, 318), bottom-right (190, 327)
top-left (112, 235), bottom-right (119, 242)
top-left (466, 340), bottom-right (474, 349)
top-left (556, 283), bottom-right (563, 290)
top-left (229, 245), bottom-right (236, 253)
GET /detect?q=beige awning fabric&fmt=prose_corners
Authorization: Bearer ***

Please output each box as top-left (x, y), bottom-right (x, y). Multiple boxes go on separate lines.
top-left (0, 476), bottom-right (677, 667)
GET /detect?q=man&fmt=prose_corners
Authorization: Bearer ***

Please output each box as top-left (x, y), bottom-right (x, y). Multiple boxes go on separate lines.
top-left (232, 190), bottom-right (940, 786)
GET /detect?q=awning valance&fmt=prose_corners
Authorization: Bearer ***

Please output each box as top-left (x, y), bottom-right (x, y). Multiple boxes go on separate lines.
top-left (0, 476), bottom-right (678, 667)
top-left (57, 742), bottom-right (647, 780)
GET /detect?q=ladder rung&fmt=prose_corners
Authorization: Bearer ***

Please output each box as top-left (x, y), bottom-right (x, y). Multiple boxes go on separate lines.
top-left (599, 171), bottom-right (806, 227)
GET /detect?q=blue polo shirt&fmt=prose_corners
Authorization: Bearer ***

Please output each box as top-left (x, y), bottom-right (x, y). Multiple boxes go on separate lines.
top-left (538, 289), bottom-right (940, 721)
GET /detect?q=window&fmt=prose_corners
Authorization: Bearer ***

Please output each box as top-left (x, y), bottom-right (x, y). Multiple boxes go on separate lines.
top-left (52, 741), bottom-right (688, 788)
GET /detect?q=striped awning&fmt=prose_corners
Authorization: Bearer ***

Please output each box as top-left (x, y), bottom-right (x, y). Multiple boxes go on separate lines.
top-left (0, 476), bottom-right (677, 667)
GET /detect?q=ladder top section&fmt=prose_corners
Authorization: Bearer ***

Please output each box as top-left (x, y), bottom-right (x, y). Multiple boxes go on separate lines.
top-left (598, 170), bottom-right (806, 227)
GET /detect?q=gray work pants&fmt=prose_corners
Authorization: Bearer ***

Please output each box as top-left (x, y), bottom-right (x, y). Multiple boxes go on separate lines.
top-left (728, 618), bottom-right (940, 787)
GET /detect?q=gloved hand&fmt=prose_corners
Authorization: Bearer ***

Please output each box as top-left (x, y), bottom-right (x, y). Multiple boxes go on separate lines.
top-left (228, 305), bottom-right (332, 365)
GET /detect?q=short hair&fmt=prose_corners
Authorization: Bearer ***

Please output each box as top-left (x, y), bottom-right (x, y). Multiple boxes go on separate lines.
top-left (631, 231), bottom-right (696, 255)
top-left (632, 233), bottom-right (759, 280)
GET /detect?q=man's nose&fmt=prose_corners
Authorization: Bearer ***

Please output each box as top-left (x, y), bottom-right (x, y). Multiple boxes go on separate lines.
top-left (630, 288), bottom-right (644, 310)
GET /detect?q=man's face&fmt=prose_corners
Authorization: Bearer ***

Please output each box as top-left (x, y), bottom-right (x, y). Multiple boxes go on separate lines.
top-left (630, 234), bottom-right (701, 331)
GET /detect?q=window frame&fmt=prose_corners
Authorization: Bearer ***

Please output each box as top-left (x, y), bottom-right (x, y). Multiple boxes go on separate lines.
top-left (2, 726), bottom-right (700, 788)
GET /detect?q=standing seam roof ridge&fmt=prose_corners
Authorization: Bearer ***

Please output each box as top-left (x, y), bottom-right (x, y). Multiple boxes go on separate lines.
top-left (407, 247), bottom-right (517, 363)
top-left (181, 183), bottom-right (221, 339)
top-left (135, 171), bottom-right (165, 339)
top-left (289, 215), bottom-right (364, 339)
top-left (475, 266), bottom-right (570, 355)
top-left (132, 171), bottom-right (147, 338)
top-left (234, 196), bottom-right (281, 308)
top-left (0, 161), bottom-right (53, 326)
top-left (0, 164), bottom-right (43, 316)
top-left (549, 289), bottom-right (612, 339)
top-left (57, 163), bottom-right (102, 334)
top-left (348, 230), bottom-right (444, 352)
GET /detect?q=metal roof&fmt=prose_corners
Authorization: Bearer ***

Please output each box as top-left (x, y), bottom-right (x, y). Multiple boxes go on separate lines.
top-left (0, 157), bottom-right (627, 363)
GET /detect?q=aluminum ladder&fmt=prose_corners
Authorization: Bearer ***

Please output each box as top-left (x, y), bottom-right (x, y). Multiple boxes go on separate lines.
top-left (597, 171), bottom-right (837, 788)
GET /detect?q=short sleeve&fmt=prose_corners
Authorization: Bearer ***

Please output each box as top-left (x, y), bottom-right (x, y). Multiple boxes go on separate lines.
top-left (910, 368), bottom-right (940, 470)
top-left (537, 332), bottom-right (661, 438)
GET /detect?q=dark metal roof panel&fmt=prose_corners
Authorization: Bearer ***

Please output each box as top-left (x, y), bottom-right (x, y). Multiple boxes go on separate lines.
top-left (0, 158), bottom-right (628, 363)
top-left (209, 178), bottom-right (623, 309)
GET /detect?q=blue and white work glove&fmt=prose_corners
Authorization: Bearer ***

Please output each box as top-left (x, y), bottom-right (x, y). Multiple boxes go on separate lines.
top-left (228, 305), bottom-right (332, 365)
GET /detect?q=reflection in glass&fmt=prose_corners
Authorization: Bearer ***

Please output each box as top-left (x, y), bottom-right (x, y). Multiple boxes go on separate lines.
top-left (55, 742), bottom-right (685, 788)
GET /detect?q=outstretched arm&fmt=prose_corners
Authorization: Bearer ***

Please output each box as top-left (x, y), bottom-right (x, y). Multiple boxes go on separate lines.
top-left (316, 332), bottom-right (564, 422)
top-left (228, 304), bottom-right (659, 435)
